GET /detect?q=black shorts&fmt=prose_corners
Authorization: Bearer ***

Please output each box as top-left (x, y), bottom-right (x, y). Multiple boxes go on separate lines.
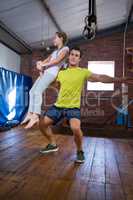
top-left (45, 105), bottom-right (80, 124)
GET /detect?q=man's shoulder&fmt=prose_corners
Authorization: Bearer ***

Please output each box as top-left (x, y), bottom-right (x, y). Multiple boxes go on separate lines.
top-left (77, 67), bottom-right (88, 71)
top-left (59, 68), bottom-right (68, 73)
top-left (59, 66), bottom-right (88, 73)
top-left (58, 69), bottom-right (67, 76)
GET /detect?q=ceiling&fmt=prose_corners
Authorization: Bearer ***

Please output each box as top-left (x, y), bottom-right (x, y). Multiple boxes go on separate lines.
top-left (0, 0), bottom-right (132, 53)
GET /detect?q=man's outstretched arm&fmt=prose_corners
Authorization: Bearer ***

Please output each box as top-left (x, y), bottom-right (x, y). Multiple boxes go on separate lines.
top-left (88, 73), bottom-right (133, 84)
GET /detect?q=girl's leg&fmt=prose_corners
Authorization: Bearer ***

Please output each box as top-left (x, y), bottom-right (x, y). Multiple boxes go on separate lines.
top-left (28, 76), bottom-right (41, 113)
top-left (25, 70), bottom-right (58, 129)
top-left (21, 76), bottom-right (41, 124)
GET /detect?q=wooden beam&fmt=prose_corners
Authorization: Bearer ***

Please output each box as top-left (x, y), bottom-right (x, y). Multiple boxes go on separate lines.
top-left (0, 21), bottom-right (32, 54)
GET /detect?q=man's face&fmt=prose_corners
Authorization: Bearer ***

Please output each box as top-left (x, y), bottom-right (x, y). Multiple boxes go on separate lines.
top-left (69, 49), bottom-right (81, 66)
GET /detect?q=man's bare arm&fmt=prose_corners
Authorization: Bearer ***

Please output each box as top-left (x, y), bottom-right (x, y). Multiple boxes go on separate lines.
top-left (88, 73), bottom-right (133, 84)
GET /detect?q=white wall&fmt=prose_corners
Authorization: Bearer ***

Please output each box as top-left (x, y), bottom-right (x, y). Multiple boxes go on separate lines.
top-left (0, 43), bottom-right (20, 73)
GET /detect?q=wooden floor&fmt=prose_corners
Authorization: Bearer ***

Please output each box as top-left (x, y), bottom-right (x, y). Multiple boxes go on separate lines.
top-left (0, 127), bottom-right (133, 200)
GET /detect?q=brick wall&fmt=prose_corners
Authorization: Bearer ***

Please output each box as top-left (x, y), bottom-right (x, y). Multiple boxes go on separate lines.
top-left (20, 29), bottom-right (133, 126)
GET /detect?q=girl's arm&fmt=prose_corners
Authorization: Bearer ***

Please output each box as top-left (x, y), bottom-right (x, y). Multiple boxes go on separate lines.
top-left (36, 55), bottom-right (51, 71)
top-left (41, 48), bottom-right (69, 69)
top-left (41, 55), bottom-right (52, 65)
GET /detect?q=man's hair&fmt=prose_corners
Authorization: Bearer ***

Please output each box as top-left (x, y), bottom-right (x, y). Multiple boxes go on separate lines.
top-left (70, 46), bottom-right (83, 58)
top-left (56, 32), bottom-right (68, 45)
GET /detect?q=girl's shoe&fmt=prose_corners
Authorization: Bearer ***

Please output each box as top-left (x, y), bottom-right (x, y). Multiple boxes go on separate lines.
top-left (21, 113), bottom-right (32, 125)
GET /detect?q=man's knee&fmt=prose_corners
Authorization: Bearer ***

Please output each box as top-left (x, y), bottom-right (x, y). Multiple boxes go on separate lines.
top-left (70, 119), bottom-right (81, 131)
top-left (39, 116), bottom-right (53, 130)
top-left (70, 124), bottom-right (81, 134)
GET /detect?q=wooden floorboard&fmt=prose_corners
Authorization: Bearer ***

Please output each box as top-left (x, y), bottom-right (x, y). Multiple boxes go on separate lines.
top-left (0, 126), bottom-right (133, 200)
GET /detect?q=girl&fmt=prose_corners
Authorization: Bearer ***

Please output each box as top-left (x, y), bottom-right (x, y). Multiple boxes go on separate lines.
top-left (21, 32), bottom-right (69, 129)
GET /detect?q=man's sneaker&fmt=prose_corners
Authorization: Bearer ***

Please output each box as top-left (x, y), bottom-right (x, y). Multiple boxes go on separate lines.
top-left (75, 150), bottom-right (85, 163)
top-left (40, 144), bottom-right (59, 154)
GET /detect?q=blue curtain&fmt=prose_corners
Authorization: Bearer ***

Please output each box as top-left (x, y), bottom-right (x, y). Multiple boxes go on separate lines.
top-left (0, 67), bottom-right (32, 127)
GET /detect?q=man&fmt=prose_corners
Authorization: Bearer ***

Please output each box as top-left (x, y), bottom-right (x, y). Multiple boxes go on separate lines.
top-left (39, 46), bottom-right (132, 164)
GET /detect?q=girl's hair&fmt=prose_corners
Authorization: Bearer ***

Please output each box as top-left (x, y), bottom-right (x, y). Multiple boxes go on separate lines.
top-left (56, 32), bottom-right (68, 45)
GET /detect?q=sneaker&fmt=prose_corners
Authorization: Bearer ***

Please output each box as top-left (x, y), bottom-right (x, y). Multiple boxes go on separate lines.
top-left (75, 150), bottom-right (85, 163)
top-left (40, 144), bottom-right (59, 154)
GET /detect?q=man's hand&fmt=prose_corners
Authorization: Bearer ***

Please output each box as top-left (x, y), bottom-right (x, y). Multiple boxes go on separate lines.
top-left (123, 77), bottom-right (133, 84)
top-left (36, 61), bottom-right (43, 71)
top-left (114, 77), bottom-right (133, 84)
top-left (39, 71), bottom-right (43, 77)
top-left (50, 80), bottom-right (60, 89)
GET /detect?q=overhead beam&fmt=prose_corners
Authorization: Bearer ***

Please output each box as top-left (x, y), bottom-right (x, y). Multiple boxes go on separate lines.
top-left (0, 21), bottom-right (32, 54)
top-left (68, 22), bottom-right (133, 47)
top-left (127, 3), bottom-right (133, 24)
top-left (40, 0), bottom-right (62, 32)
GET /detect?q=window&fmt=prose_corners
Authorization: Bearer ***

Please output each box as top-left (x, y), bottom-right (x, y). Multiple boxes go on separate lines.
top-left (87, 61), bottom-right (115, 91)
